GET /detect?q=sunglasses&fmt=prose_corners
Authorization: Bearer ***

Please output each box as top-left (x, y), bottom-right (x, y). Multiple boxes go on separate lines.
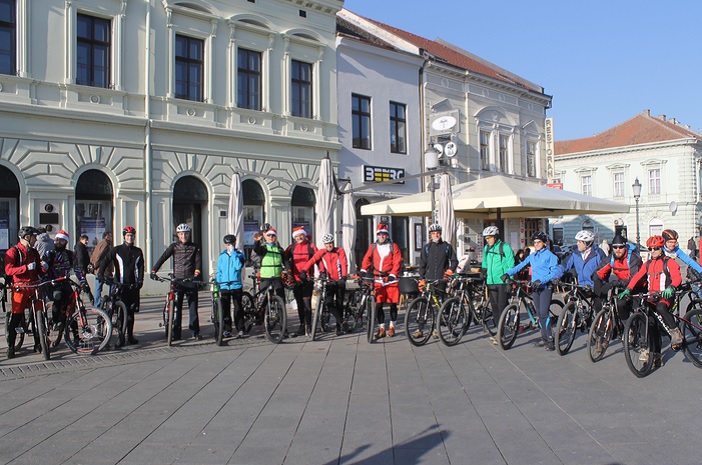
top-left (648, 247), bottom-right (661, 251)
top-left (612, 245), bottom-right (625, 249)
top-left (266, 233), bottom-right (276, 237)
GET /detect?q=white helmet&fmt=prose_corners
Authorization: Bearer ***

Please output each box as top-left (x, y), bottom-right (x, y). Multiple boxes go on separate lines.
top-left (428, 223), bottom-right (442, 233)
top-left (482, 226), bottom-right (500, 237)
top-left (176, 223), bottom-right (191, 233)
top-left (575, 230), bottom-right (595, 244)
top-left (322, 233), bottom-right (335, 244)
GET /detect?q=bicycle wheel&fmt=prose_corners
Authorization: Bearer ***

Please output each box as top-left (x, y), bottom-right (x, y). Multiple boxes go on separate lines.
top-left (213, 298), bottom-right (224, 346)
top-left (472, 298), bottom-right (495, 336)
top-left (497, 303), bottom-right (521, 350)
top-left (404, 297), bottom-right (434, 347)
top-left (588, 308), bottom-right (613, 363)
top-left (5, 311), bottom-right (25, 351)
top-left (241, 292), bottom-right (255, 334)
top-left (36, 310), bottom-right (50, 360)
top-left (555, 301), bottom-right (578, 355)
top-left (64, 307), bottom-right (112, 355)
top-left (623, 312), bottom-right (654, 377)
top-left (438, 297), bottom-right (467, 346)
top-left (681, 308), bottom-right (702, 369)
top-left (109, 301), bottom-right (128, 348)
top-left (311, 296), bottom-right (324, 341)
top-left (366, 297), bottom-right (376, 343)
top-left (264, 295), bottom-right (286, 344)
top-left (344, 290), bottom-right (362, 332)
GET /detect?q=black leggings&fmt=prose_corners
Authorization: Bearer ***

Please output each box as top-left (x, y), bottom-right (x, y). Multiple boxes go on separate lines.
top-left (376, 303), bottom-right (398, 325)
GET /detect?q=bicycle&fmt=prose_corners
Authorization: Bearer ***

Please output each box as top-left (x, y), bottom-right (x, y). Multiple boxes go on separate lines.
top-left (100, 277), bottom-right (137, 348)
top-left (587, 284), bottom-right (624, 362)
top-left (152, 273), bottom-right (204, 346)
top-left (496, 279), bottom-right (564, 351)
top-left (209, 277), bottom-right (254, 345)
top-left (345, 275), bottom-right (375, 342)
top-left (553, 281), bottom-right (596, 355)
top-left (45, 277), bottom-right (111, 355)
top-left (434, 274), bottom-right (476, 346)
top-left (404, 278), bottom-right (449, 346)
top-left (442, 273), bottom-right (495, 340)
top-left (6, 279), bottom-right (51, 360)
top-left (243, 274), bottom-right (287, 344)
top-left (310, 276), bottom-right (333, 340)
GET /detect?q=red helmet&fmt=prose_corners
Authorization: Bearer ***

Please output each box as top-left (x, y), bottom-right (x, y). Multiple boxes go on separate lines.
top-left (661, 229), bottom-right (678, 241)
top-left (646, 235), bottom-right (665, 248)
top-left (123, 226), bottom-right (136, 236)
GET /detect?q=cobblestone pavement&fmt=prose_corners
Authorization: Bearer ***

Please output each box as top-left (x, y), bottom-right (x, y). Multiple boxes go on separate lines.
top-left (1, 292), bottom-right (702, 465)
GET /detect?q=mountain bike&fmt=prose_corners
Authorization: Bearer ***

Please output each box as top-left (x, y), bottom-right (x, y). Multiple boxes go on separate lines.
top-left (435, 275), bottom-right (476, 346)
top-left (440, 274), bottom-right (495, 340)
top-left (344, 275), bottom-right (374, 336)
top-left (497, 279), bottom-right (564, 350)
top-left (152, 273), bottom-right (203, 346)
top-left (553, 281), bottom-right (596, 355)
top-left (244, 274), bottom-right (287, 344)
top-left (310, 276), bottom-right (333, 340)
top-left (100, 277), bottom-right (137, 348)
top-left (6, 279), bottom-right (51, 360)
top-left (587, 285), bottom-right (624, 362)
top-left (404, 278), bottom-right (448, 346)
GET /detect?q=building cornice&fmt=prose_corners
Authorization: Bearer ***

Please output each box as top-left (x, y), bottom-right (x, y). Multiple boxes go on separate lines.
top-left (556, 137), bottom-right (699, 161)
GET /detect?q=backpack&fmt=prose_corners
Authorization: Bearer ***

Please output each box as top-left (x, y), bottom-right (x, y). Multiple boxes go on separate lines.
top-left (2, 245), bottom-right (20, 287)
top-left (483, 241), bottom-right (508, 259)
top-left (610, 244), bottom-right (640, 269)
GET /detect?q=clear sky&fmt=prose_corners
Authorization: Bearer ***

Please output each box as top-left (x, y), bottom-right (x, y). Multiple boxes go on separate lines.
top-left (342, 0), bottom-right (702, 141)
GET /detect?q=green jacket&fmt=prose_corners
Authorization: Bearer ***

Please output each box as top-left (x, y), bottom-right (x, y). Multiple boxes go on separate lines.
top-left (481, 240), bottom-right (515, 285)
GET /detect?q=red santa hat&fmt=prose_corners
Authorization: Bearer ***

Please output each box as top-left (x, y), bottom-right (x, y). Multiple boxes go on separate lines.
top-left (376, 223), bottom-right (389, 235)
top-left (292, 226), bottom-right (307, 239)
top-left (55, 230), bottom-right (69, 241)
top-left (265, 227), bottom-right (277, 236)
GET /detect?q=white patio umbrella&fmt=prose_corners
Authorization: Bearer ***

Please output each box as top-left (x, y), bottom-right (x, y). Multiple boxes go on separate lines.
top-left (437, 172), bottom-right (455, 244)
top-left (314, 156), bottom-right (334, 248)
top-left (342, 191), bottom-right (356, 274)
top-left (227, 172), bottom-right (244, 243)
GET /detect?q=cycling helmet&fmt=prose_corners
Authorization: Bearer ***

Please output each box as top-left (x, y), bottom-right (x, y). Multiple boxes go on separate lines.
top-left (646, 235), bottom-right (665, 248)
top-left (662, 229), bottom-right (678, 241)
top-left (18, 226), bottom-right (38, 238)
top-left (223, 234), bottom-right (236, 244)
top-left (574, 230), bottom-right (595, 244)
top-left (531, 231), bottom-right (548, 242)
top-left (123, 226), bottom-right (136, 236)
top-left (176, 223), bottom-right (191, 233)
top-left (429, 223), bottom-right (442, 233)
top-left (322, 233), bottom-right (335, 244)
top-left (482, 226), bottom-right (499, 237)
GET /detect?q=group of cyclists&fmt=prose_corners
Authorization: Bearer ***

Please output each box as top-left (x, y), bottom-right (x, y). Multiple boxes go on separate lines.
top-left (5, 217), bottom-right (700, 364)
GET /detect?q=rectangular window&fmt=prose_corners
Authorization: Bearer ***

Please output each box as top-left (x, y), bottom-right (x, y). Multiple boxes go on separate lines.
top-left (175, 34), bottom-right (203, 101)
top-left (389, 101), bottom-right (406, 154)
top-left (613, 172), bottom-right (624, 197)
top-left (237, 48), bottom-right (261, 110)
top-left (480, 131), bottom-right (490, 170)
top-left (351, 94), bottom-right (371, 149)
top-left (499, 134), bottom-right (509, 173)
top-left (291, 60), bottom-right (312, 118)
top-left (581, 175), bottom-right (592, 196)
top-left (526, 141), bottom-right (536, 177)
top-left (0, 0), bottom-right (16, 76)
top-left (649, 168), bottom-right (661, 194)
top-left (76, 14), bottom-right (111, 88)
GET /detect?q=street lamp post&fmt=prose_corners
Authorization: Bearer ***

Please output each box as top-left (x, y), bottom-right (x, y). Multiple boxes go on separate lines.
top-left (632, 177), bottom-right (642, 248)
top-left (424, 145), bottom-right (440, 224)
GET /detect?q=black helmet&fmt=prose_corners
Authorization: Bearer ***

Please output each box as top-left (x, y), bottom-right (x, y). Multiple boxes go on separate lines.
top-left (18, 226), bottom-right (38, 239)
top-left (611, 235), bottom-right (627, 247)
top-left (223, 234), bottom-right (236, 244)
top-left (531, 231), bottom-right (548, 242)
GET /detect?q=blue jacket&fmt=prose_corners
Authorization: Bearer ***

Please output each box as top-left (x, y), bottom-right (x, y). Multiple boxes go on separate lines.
top-left (665, 245), bottom-right (702, 273)
top-left (216, 248), bottom-right (245, 290)
top-left (507, 248), bottom-right (561, 287)
top-left (559, 245), bottom-right (605, 287)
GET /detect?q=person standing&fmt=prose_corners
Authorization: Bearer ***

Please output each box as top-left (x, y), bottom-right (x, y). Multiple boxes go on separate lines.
top-left (74, 234), bottom-right (90, 276)
top-left (418, 223), bottom-right (457, 338)
top-left (594, 235), bottom-right (643, 325)
top-left (285, 226), bottom-right (317, 336)
top-left (35, 227), bottom-right (54, 258)
top-left (302, 233), bottom-right (349, 336)
top-left (360, 223), bottom-right (402, 339)
top-left (216, 234), bottom-right (246, 338)
top-left (99, 226), bottom-right (144, 345)
top-left (91, 231), bottom-right (113, 308)
top-left (4, 227), bottom-right (42, 358)
top-left (151, 223), bottom-right (203, 340)
top-left (480, 225), bottom-right (514, 336)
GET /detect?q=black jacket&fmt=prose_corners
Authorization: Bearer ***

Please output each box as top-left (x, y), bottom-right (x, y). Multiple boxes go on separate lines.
top-left (74, 241), bottom-right (90, 274)
top-left (100, 243), bottom-right (144, 286)
top-left (419, 240), bottom-right (458, 280)
top-left (152, 241), bottom-right (202, 280)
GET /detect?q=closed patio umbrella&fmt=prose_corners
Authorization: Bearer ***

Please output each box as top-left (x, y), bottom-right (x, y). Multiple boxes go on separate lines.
top-left (228, 172), bottom-right (244, 243)
top-left (342, 190), bottom-right (356, 274)
top-left (315, 156), bottom-right (334, 248)
top-left (437, 172), bottom-right (455, 244)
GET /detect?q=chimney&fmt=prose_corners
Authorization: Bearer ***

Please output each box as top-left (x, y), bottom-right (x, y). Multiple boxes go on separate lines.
top-left (670, 118), bottom-right (677, 124)
top-left (658, 114), bottom-right (666, 121)
top-left (643, 109), bottom-right (650, 116)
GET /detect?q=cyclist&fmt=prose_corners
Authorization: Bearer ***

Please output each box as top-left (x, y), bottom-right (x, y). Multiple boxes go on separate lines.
top-left (216, 234), bottom-right (246, 338)
top-left (91, 231), bottom-right (113, 308)
top-left (285, 226), bottom-right (318, 337)
top-left (594, 234), bottom-right (643, 325)
top-left (558, 230), bottom-right (607, 310)
top-left (502, 231), bottom-right (562, 350)
top-left (151, 223), bottom-right (203, 340)
top-left (252, 226), bottom-right (288, 320)
top-left (619, 235), bottom-right (683, 367)
top-left (302, 233), bottom-right (349, 336)
top-left (360, 223), bottom-right (402, 339)
top-left (4, 227), bottom-right (42, 358)
top-left (479, 225), bottom-right (514, 337)
top-left (661, 229), bottom-right (702, 275)
top-left (98, 226), bottom-right (144, 345)
top-left (41, 230), bottom-right (90, 332)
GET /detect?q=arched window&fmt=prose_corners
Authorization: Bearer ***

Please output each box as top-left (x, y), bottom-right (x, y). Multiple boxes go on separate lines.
top-left (242, 179), bottom-right (265, 252)
top-left (75, 169), bottom-right (113, 251)
top-left (0, 165), bottom-right (20, 251)
top-left (291, 186), bottom-right (315, 234)
top-left (173, 176), bottom-right (207, 246)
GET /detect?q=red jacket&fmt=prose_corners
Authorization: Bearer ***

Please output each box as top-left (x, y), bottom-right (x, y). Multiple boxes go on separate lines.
top-left (596, 250), bottom-right (642, 285)
top-left (303, 247), bottom-right (348, 281)
top-left (361, 241), bottom-right (402, 278)
top-left (285, 241), bottom-right (318, 282)
top-left (627, 256), bottom-right (681, 304)
top-left (5, 242), bottom-right (42, 284)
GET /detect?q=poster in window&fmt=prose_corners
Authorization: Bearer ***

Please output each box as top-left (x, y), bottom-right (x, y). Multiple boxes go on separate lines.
top-left (415, 224), bottom-right (424, 251)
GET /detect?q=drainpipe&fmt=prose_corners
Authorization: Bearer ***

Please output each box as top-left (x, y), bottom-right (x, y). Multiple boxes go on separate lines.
top-left (144, 0), bottom-right (153, 265)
